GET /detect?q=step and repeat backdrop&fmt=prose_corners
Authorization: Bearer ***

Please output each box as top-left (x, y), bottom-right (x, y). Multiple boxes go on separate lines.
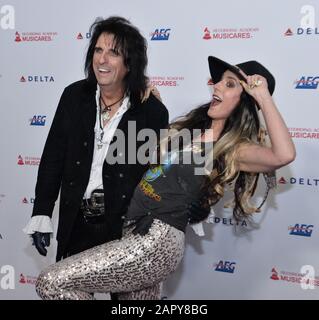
top-left (0, 0), bottom-right (318, 299)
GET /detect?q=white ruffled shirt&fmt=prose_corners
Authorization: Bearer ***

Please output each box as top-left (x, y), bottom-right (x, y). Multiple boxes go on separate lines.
top-left (23, 86), bottom-right (129, 235)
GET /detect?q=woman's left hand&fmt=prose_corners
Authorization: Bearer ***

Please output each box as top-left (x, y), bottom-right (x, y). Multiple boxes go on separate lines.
top-left (141, 85), bottom-right (162, 103)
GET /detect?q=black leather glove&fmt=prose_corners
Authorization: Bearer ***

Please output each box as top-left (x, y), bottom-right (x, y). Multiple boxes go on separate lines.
top-left (31, 232), bottom-right (51, 256)
top-left (187, 201), bottom-right (211, 224)
top-left (132, 215), bottom-right (154, 236)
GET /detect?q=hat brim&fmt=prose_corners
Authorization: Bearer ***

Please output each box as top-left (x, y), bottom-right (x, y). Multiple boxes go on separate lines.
top-left (208, 56), bottom-right (246, 84)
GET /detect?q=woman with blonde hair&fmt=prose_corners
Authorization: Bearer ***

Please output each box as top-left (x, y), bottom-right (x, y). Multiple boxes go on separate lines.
top-left (35, 56), bottom-right (295, 300)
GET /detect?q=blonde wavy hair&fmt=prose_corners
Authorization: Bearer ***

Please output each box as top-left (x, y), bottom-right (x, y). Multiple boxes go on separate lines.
top-left (168, 91), bottom-right (274, 220)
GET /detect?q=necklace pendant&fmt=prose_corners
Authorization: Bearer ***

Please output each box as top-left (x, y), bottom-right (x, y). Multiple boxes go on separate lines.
top-left (97, 143), bottom-right (103, 150)
top-left (102, 111), bottom-right (111, 122)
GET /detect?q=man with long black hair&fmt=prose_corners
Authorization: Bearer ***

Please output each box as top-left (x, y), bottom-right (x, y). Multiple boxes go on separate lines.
top-left (24, 16), bottom-right (169, 263)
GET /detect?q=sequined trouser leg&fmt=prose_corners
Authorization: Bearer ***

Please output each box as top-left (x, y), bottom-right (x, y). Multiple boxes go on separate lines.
top-left (35, 219), bottom-right (185, 300)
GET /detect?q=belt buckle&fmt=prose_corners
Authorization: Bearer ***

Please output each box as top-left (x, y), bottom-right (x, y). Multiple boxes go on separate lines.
top-left (82, 189), bottom-right (105, 223)
top-left (90, 189), bottom-right (104, 209)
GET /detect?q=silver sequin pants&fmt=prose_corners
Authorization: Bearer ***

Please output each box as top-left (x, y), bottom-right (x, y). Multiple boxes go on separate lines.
top-left (35, 219), bottom-right (185, 300)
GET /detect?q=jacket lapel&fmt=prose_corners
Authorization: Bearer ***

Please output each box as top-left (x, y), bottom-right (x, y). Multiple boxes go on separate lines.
top-left (80, 85), bottom-right (97, 141)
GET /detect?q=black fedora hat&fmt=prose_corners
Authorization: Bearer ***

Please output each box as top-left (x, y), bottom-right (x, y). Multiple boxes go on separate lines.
top-left (208, 56), bottom-right (275, 95)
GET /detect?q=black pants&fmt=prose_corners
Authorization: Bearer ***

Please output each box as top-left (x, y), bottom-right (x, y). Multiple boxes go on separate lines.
top-left (63, 212), bottom-right (118, 300)
top-left (64, 213), bottom-right (109, 257)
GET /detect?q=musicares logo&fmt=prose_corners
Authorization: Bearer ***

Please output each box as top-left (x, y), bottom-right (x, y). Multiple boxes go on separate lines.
top-left (14, 31), bottom-right (58, 42)
top-left (17, 155), bottom-right (40, 166)
top-left (19, 273), bottom-right (37, 285)
top-left (149, 76), bottom-right (185, 87)
top-left (270, 267), bottom-right (319, 287)
top-left (289, 127), bottom-right (319, 140)
top-left (203, 26), bottom-right (259, 40)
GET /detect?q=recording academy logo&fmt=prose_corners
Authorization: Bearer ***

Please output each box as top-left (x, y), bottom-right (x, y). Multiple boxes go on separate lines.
top-left (214, 260), bottom-right (236, 273)
top-left (19, 273), bottom-right (37, 285)
top-left (30, 115), bottom-right (46, 126)
top-left (14, 31), bottom-right (58, 42)
top-left (149, 76), bottom-right (184, 87)
top-left (150, 28), bottom-right (171, 40)
top-left (17, 155), bottom-right (40, 166)
top-left (289, 127), bottom-right (319, 140)
top-left (278, 176), bottom-right (319, 187)
top-left (203, 26), bottom-right (259, 40)
top-left (270, 268), bottom-right (280, 280)
top-left (76, 32), bottom-right (91, 40)
top-left (270, 267), bottom-right (319, 288)
top-left (20, 75), bottom-right (55, 83)
top-left (288, 224), bottom-right (314, 237)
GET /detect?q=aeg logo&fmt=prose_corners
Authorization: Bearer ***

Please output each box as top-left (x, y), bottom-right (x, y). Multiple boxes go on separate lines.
top-left (295, 76), bottom-right (319, 89)
top-left (214, 260), bottom-right (236, 273)
top-left (150, 28), bottom-right (171, 40)
top-left (30, 115), bottom-right (46, 126)
top-left (289, 224), bottom-right (314, 237)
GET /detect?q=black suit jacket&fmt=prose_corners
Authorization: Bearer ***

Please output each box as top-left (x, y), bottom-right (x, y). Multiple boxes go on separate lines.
top-left (32, 79), bottom-right (169, 260)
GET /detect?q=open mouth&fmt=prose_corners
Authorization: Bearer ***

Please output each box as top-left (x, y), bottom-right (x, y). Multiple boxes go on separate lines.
top-left (98, 68), bottom-right (111, 74)
top-left (211, 94), bottom-right (222, 107)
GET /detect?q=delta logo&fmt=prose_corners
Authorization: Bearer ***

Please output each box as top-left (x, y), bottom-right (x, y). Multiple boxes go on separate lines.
top-left (19, 273), bottom-right (37, 285)
top-left (76, 32), bottom-right (91, 40)
top-left (289, 127), bottom-right (319, 140)
top-left (270, 267), bottom-right (319, 287)
top-left (14, 31), bottom-right (58, 42)
top-left (288, 224), bottom-right (313, 237)
top-left (22, 197), bottom-right (35, 204)
top-left (17, 155), bottom-right (40, 166)
top-left (20, 75), bottom-right (54, 83)
top-left (203, 27), bottom-right (259, 40)
top-left (30, 115), bottom-right (46, 126)
top-left (208, 213), bottom-right (248, 228)
top-left (149, 76), bottom-right (184, 87)
top-left (284, 27), bottom-right (319, 37)
top-left (214, 260), bottom-right (236, 273)
top-left (294, 76), bottom-right (319, 89)
top-left (150, 28), bottom-right (171, 41)
top-left (278, 176), bottom-right (319, 187)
